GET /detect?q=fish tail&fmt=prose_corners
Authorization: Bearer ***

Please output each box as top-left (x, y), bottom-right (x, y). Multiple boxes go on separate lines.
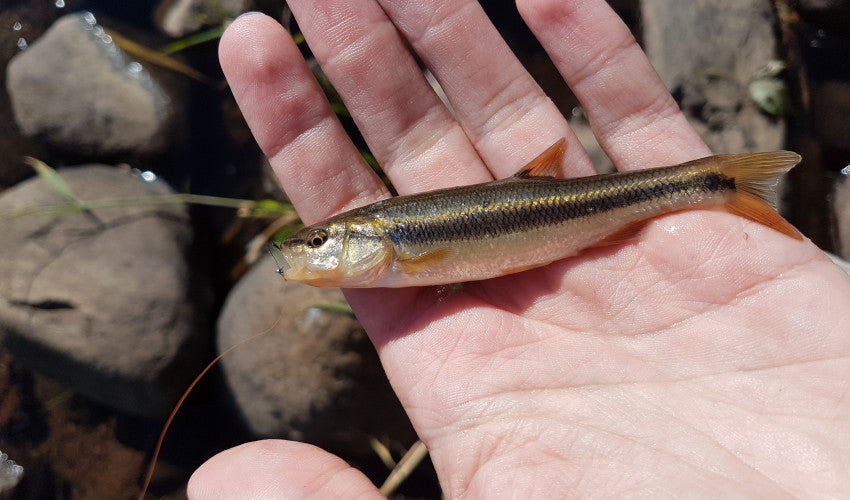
top-left (718, 151), bottom-right (804, 240)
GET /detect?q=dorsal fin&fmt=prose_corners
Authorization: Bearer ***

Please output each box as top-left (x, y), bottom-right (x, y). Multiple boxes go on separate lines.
top-left (514, 138), bottom-right (567, 178)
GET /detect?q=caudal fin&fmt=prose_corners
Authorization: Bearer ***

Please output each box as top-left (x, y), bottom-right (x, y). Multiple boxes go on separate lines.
top-left (719, 151), bottom-right (803, 240)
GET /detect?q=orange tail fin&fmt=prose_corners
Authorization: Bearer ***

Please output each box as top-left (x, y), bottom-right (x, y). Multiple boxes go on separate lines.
top-left (718, 151), bottom-right (803, 240)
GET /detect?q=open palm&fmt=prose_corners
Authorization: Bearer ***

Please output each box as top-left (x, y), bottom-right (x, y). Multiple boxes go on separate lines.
top-left (191, 1), bottom-right (850, 497)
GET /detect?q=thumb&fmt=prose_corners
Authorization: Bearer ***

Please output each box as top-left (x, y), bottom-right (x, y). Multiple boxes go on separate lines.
top-left (188, 440), bottom-right (385, 499)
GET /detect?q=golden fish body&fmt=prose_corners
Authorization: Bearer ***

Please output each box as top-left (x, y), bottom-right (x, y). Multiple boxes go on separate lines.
top-left (278, 140), bottom-right (802, 288)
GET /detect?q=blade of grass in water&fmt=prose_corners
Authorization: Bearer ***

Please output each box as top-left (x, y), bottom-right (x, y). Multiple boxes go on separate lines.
top-left (1, 193), bottom-right (293, 222)
top-left (25, 157), bottom-right (82, 205)
top-left (163, 23), bottom-right (229, 54)
top-left (309, 303), bottom-right (355, 317)
top-left (242, 213), bottom-right (302, 267)
top-left (106, 28), bottom-right (210, 84)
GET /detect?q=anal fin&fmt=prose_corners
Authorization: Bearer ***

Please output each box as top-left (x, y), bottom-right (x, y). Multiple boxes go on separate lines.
top-left (593, 220), bottom-right (650, 248)
top-left (724, 191), bottom-right (803, 240)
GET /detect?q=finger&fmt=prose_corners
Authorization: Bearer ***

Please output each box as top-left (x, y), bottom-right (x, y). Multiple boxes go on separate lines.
top-left (219, 13), bottom-right (389, 224)
top-left (187, 440), bottom-right (384, 500)
top-left (375, 0), bottom-right (597, 178)
top-left (288, 0), bottom-right (494, 192)
top-left (517, 0), bottom-right (712, 169)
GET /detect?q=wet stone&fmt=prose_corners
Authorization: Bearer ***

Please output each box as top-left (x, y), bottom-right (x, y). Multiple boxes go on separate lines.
top-left (0, 165), bottom-right (207, 417)
top-left (641, 0), bottom-right (785, 153)
top-left (5, 13), bottom-right (178, 157)
top-left (217, 255), bottom-right (407, 445)
top-left (155, 0), bottom-right (250, 38)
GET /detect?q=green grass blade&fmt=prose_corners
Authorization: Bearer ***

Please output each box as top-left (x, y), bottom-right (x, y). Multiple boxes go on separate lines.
top-left (24, 157), bottom-right (82, 204)
top-left (0, 191), bottom-right (295, 222)
top-left (310, 303), bottom-right (355, 317)
top-left (107, 29), bottom-right (210, 84)
top-left (163, 23), bottom-right (229, 54)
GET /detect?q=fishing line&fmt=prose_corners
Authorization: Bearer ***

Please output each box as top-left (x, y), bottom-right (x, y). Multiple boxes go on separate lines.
top-left (268, 242), bottom-right (286, 275)
top-left (138, 304), bottom-right (286, 499)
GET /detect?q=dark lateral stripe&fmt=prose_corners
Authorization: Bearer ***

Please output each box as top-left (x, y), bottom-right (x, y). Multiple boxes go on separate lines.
top-left (386, 170), bottom-right (734, 245)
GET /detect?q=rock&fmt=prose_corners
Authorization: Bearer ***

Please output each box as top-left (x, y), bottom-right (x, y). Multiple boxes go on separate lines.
top-left (217, 255), bottom-right (408, 445)
top-left (641, 0), bottom-right (785, 153)
top-left (5, 13), bottom-right (178, 157)
top-left (154, 0), bottom-right (250, 38)
top-left (0, 6), bottom-right (51, 187)
top-left (0, 450), bottom-right (23, 495)
top-left (0, 165), bottom-right (207, 417)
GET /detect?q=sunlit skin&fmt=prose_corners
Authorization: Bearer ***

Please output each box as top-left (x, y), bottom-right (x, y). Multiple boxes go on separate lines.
top-left (190, 0), bottom-right (850, 497)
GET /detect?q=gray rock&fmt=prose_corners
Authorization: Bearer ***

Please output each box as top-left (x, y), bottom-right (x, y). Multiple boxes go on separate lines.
top-left (0, 166), bottom-right (206, 417)
top-left (0, 450), bottom-right (23, 495)
top-left (217, 255), bottom-right (406, 445)
top-left (5, 13), bottom-right (177, 157)
top-left (641, 0), bottom-right (785, 153)
top-left (155, 0), bottom-right (250, 38)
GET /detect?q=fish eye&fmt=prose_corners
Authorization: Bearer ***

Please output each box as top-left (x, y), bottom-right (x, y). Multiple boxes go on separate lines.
top-left (306, 228), bottom-right (328, 248)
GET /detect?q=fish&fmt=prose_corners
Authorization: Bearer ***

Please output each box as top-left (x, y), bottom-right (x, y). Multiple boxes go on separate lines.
top-left (276, 139), bottom-right (802, 288)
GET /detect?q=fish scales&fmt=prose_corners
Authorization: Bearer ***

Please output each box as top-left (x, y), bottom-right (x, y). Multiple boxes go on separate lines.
top-left (277, 141), bottom-right (802, 288)
top-left (367, 167), bottom-right (734, 247)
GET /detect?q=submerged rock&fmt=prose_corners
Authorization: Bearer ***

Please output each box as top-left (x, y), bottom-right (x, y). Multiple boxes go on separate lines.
top-left (217, 255), bottom-right (408, 445)
top-left (155, 0), bottom-right (250, 38)
top-left (0, 166), bottom-right (207, 417)
top-left (0, 450), bottom-right (23, 495)
top-left (5, 13), bottom-right (178, 157)
top-left (641, 0), bottom-right (785, 153)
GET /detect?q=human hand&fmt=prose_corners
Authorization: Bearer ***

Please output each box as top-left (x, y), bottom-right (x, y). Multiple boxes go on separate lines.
top-left (191, 1), bottom-right (850, 497)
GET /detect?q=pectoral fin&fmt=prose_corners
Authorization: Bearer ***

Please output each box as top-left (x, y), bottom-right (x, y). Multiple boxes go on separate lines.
top-left (396, 248), bottom-right (453, 274)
